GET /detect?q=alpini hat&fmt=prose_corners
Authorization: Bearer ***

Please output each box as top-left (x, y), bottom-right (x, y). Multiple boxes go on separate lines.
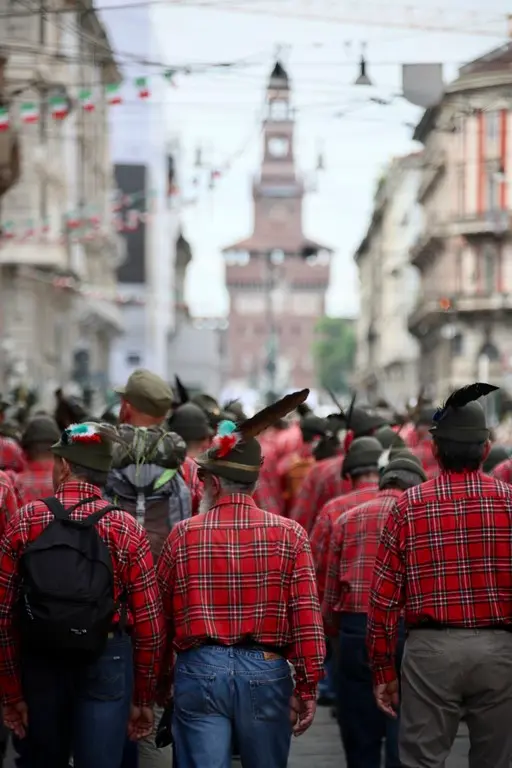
top-left (379, 450), bottom-right (426, 490)
top-left (374, 425), bottom-right (405, 451)
top-left (168, 403), bottom-right (213, 443)
top-left (342, 436), bottom-right (383, 478)
top-left (429, 383), bottom-right (498, 444)
top-left (115, 369), bottom-right (173, 419)
top-left (52, 422), bottom-right (113, 472)
top-left (196, 389), bottom-right (310, 484)
top-left (22, 415), bottom-right (60, 447)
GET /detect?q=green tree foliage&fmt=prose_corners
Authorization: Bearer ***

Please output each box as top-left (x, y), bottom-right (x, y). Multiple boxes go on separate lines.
top-left (312, 316), bottom-right (356, 394)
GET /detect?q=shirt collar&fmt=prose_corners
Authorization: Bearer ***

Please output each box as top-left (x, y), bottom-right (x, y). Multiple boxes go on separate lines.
top-left (210, 493), bottom-right (259, 512)
top-left (55, 479), bottom-right (103, 499)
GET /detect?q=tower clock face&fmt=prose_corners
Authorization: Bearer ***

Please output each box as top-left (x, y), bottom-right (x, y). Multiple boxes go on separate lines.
top-left (268, 137), bottom-right (289, 158)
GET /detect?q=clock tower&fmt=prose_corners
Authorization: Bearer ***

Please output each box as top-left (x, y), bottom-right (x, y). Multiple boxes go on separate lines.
top-left (222, 61), bottom-right (332, 393)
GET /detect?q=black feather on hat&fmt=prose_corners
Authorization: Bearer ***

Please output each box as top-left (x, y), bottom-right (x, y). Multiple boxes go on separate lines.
top-left (430, 382), bottom-right (499, 444)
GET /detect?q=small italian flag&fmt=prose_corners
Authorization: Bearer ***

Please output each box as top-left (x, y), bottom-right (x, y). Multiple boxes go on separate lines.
top-left (20, 102), bottom-right (39, 124)
top-left (50, 96), bottom-right (68, 120)
top-left (0, 107), bottom-right (9, 132)
top-left (135, 77), bottom-right (150, 99)
top-left (106, 83), bottom-right (122, 105)
top-left (79, 89), bottom-right (95, 112)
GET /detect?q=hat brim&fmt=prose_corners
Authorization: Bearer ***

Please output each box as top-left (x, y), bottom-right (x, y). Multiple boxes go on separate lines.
top-left (195, 455), bottom-right (260, 483)
top-left (114, 385), bottom-right (126, 396)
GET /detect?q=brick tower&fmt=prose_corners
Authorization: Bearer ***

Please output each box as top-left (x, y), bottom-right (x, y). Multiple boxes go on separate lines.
top-left (223, 61), bottom-right (332, 393)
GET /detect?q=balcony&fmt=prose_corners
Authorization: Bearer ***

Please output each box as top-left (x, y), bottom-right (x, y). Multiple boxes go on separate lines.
top-left (0, 238), bottom-right (68, 270)
top-left (417, 148), bottom-right (446, 204)
top-left (408, 290), bottom-right (512, 337)
top-left (443, 211), bottom-right (510, 238)
top-left (409, 230), bottom-right (443, 270)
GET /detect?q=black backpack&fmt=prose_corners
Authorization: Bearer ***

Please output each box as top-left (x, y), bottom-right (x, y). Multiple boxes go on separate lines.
top-left (18, 496), bottom-right (122, 658)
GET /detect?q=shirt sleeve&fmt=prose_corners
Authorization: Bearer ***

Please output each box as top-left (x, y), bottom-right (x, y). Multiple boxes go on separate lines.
top-left (289, 469), bottom-right (317, 534)
top-left (322, 520), bottom-right (343, 638)
top-left (366, 499), bottom-right (406, 685)
top-left (0, 483), bottom-right (20, 537)
top-left (286, 533), bottom-right (326, 701)
top-left (0, 511), bottom-right (28, 704)
top-left (124, 527), bottom-right (166, 706)
top-left (309, 502), bottom-right (335, 605)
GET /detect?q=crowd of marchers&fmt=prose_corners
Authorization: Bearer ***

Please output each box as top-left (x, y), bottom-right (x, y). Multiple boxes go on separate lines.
top-left (0, 374), bottom-right (508, 768)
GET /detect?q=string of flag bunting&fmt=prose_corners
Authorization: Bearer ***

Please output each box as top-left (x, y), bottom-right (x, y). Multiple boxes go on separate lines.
top-left (0, 73), bottom-right (178, 129)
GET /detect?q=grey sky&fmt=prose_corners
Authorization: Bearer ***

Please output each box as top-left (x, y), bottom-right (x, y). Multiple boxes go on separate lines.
top-left (149, 0), bottom-right (508, 318)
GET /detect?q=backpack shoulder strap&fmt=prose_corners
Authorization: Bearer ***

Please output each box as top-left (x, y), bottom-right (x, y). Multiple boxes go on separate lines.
top-left (83, 503), bottom-right (122, 527)
top-left (40, 496), bottom-right (69, 520)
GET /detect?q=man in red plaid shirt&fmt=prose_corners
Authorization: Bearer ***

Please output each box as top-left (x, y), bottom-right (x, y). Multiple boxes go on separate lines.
top-left (324, 451), bottom-right (426, 768)
top-left (491, 454), bottom-right (512, 483)
top-left (14, 415), bottom-right (60, 505)
top-left (310, 436), bottom-right (382, 710)
top-left (168, 402), bottom-right (212, 516)
top-left (367, 383), bottom-right (512, 768)
top-left (157, 392), bottom-right (325, 768)
top-left (0, 421), bottom-right (164, 768)
top-left (411, 405), bottom-right (439, 479)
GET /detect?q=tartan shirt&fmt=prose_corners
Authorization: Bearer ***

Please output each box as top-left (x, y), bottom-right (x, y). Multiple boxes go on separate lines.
top-left (0, 472), bottom-right (20, 537)
top-left (412, 436), bottom-right (440, 479)
top-left (0, 437), bottom-right (26, 474)
top-left (157, 493), bottom-right (326, 700)
top-left (367, 471), bottom-right (512, 686)
top-left (181, 456), bottom-right (203, 516)
top-left (323, 488), bottom-right (402, 635)
top-left (290, 456), bottom-right (352, 535)
top-left (310, 480), bottom-right (379, 606)
top-left (254, 441), bottom-right (285, 517)
top-left (0, 480), bottom-right (165, 706)
top-left (14, 458), bottom-right (55, 506)
top-left (492, 458), bottom-right (512, 485)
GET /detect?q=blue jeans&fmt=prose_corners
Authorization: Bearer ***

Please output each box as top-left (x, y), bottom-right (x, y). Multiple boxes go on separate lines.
top-left (337, 613), bottom-right (405, 768)
top-left (14, 632), bottom-right (133, 768)
top-left (317, 647), bottom-right (336, 701)
top-left (173, 645), bottom-right (293, 768)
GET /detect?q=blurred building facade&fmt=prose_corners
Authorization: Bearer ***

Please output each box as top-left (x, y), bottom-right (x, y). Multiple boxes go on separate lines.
top-left (355, 154), bottom-right (422, 408)
top-left (100, 1), bottom-right (181, 386)
top-left (223, 61), bottom-right (332, 392)
top-left (409, 42), bottom-right (512, 399)
top-left (355, 41), bottom-right (512, 406)
top-left (0, 0), bottom-right (123, 408)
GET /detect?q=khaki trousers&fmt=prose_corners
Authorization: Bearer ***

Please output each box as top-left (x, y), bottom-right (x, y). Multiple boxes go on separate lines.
top-left (400, 629), bottom-right (512, 768)
top-left (138, 705), bottom-right (173, 768)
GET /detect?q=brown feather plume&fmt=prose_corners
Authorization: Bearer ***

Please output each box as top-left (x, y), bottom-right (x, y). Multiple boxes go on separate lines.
top-left (325, 387), bottom-right (346, 420)
top-left (174, 376), bottom-right (190, 406)
top-left (239, 389), bottom-right (310, 440)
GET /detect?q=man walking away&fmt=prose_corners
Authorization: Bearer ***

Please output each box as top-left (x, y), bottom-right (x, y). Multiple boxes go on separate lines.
top-left (0, 422), bottom-right (164, 768)
top-left (323, 451), bottom-right (426, 768)
top-left (367, 383), bottom-right (512, 768)
top-left (157, 391), bottom-right (326, 768)
top-left (15, 415), bottom-right (60, 504)
top-left (113, 368), bottom-right (189, 768)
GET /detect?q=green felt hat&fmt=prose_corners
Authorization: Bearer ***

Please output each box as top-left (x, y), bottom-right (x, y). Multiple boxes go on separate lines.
top-left (342, 436), bottom-right (383, 478)
top-left (115, 369), bottom-right (173, 419)
top-left (429, 383), bottom-right (498, 444)
top-left (22, 415), bottom-right (60, 447)
top-left (196, 436), bottom-right (262, 483)
top-left (52, 422), bottom-right (113, 472)
top-left (379, 450), bottom-right (427, 489)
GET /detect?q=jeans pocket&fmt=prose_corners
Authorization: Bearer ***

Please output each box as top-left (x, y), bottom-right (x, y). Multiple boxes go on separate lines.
top-left (250, 673), bottom-right (293, 722)
top-left (84, 651), bottom-right (126, 702)
top-left (174, 670), bottom-right (216, 719)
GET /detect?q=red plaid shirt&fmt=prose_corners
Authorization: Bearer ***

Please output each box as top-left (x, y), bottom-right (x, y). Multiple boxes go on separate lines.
top-left (492, 459), bottom-right (512, 484)
top-left (323, 488), bottom-right (402, 634)
top-left (274, 423), bottom-right (303, 461)
top-left (0, 480), bottom-right (164, 706)
top-left (290, 456), bottom-right (352, 534)
top-left (0, 472), bottom-right (20, 537)
top-left (254, 442), bottom-right (285, 517)
top-left (412, 436), bottom-right (439, 479)
top-left (156, 494), bottom-right (325, 700)
top-left (181, 456), bottom-right (203, 516)
top-left (0, 437), bottom-right (26, 474)
top-left (310, 481), bottom-right (379, 606)
top-left (367, 471), bottom-right (512, 685)
top-left (14, 459), bottom-right (54, 506)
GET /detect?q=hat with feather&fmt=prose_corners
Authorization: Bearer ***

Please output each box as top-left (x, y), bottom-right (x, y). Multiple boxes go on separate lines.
top-left (429, 383), bottom-right (498, 444)
top-left (196, 389), bottom-right (310, 483)
top-left (379, 450), bottom-right (427, 490)
top-left (52, 422), bottom-right (114, 472)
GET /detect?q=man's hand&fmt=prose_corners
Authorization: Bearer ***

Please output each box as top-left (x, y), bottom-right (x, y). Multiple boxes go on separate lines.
top-left (374, 679), bottom-right (399, 718)
top-left (128, 705), bottom-right (154, 740)
top-left (3, 700), bottom-right (28, 738)
top-left (289, 694), bottom-right (317, 736)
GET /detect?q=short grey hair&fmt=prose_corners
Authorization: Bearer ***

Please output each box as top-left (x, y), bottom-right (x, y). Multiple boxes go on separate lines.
top-left (218, 476), bottom-right (257, 496)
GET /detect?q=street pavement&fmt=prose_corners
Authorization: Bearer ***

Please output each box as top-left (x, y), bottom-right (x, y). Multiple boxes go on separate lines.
top-left (3, 706), bottom-right (471, 766)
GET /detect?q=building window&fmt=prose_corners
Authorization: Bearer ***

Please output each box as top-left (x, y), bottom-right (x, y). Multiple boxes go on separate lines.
top-left (126, 353), bottom-right (141, 367)
top-left (486, 111), bottom-right (499, 149)
top-left (482, 244), bottom-right (498, 293)
top-left (486, 165), bottom-right (499, 212)
top-left (269, 100), bottom-right (288, 121)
